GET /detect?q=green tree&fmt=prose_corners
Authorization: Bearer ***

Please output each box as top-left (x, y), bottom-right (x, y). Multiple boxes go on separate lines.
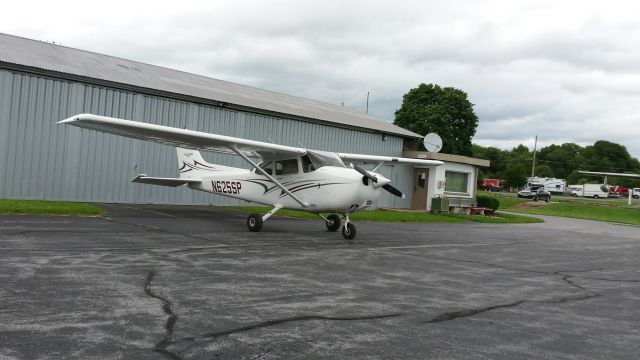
top-left (537, 143), bottom-right (582, 179)
top-left (394, 83), bottom-right (478, 156)
top-left (534, 164), bottom-right (554, 177)
top-left (473, 145), bottom-right (508, 179)
top-left (503, 162), bottom-right (528, 189)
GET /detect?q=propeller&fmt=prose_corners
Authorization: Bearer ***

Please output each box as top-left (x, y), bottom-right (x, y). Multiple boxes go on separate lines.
top-left (352, 164), bottom-right (377, 185)
top-left (351, 164), bottom-right (405, 198)
top-left (382, 183), bottom-right (405, 198)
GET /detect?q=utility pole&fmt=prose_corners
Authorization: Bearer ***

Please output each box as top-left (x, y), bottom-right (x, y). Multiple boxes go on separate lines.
top-left (366, 91), bottom-right (369, 114)
top-left (531, 135), bottom-right (537, 177)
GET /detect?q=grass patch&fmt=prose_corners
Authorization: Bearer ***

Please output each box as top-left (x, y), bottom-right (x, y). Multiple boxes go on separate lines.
top-left (0, 199), bottom-right (104, 216)
top-left (509, 203), bottom-right (640, 226)
top-left (448, 212), bottom-right (543, 223)
top-left (476, 193), bottom-right (527, 210)
top-left (555, 196), bottom-right (638, 208)
top-left (222, 206), bottom-right (541, 224)
top-left (495, 197), bottom-right (527, 209)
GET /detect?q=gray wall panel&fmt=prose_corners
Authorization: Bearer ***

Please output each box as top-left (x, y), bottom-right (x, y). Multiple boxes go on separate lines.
top-left (0, 68), bottom-right (412, 208)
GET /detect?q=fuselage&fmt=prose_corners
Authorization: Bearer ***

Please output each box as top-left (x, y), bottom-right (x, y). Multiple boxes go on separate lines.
top-left (189, 165), bottom-right (387, 213)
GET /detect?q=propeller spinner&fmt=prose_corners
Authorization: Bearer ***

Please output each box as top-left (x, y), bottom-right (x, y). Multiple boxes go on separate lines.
top-left (352, 164), bottom-right (405, 198)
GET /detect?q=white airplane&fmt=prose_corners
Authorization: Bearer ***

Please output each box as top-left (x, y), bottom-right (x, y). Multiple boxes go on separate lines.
top-left (579, 170), bottom-right (640, 205)
top-left (59, 114), bottom-right (443, 239)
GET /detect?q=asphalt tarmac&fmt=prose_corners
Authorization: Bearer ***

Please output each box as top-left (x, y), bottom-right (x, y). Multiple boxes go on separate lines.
top-left (1, 204), bottom-right (639, 359)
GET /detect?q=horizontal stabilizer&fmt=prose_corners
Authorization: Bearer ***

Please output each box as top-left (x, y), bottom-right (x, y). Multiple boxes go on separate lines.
top-left (132, 174), bottom-right (201, 187)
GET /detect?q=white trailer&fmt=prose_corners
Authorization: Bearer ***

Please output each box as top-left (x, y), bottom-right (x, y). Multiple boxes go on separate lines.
top-left (571, 184), bottom-right (609, 198)
top-left (527, 177), bottom-right (566, 194)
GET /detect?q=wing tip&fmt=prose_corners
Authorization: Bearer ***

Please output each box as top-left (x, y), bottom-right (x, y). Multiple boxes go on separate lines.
top-left (57, 113), bottom-right (97, 125)
top-left (57, 117), bottom-right (77, 124)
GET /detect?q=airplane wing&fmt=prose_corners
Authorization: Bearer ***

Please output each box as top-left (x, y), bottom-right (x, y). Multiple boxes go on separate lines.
top-left (132, 174), bottom-right (201, 187)
top-left (338, 152), bottom-right (444, 167)
top-left (579, 171), bottom-right (640, 179)
top-left (59, 114), bottom-right (305, 158)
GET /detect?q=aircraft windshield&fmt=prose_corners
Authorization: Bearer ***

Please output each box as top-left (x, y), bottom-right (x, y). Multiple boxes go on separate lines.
top-left (305, 150), bottom-right (345, 170)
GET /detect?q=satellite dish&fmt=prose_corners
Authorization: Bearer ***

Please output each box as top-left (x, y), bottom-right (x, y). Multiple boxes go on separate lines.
top-left (423, 133), bottom-right (443, 153)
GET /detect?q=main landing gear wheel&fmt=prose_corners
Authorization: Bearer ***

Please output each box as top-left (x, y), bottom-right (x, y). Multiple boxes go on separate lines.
top-left (325, 214), bottom-right (341, 232)
top-left (247, 213), bottom-right (263, 232)
top-left (341, 222), bottom-right (356, 240)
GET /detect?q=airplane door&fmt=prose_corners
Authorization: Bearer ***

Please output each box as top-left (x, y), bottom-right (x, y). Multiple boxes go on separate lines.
top-left (411, 168), bottom-right (429, 210)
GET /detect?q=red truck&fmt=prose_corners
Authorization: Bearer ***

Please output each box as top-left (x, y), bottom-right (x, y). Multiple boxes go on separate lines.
top-left (481, 179), bottom-right (504, 192)
top-left (609, 186), bottom-right (629, 198)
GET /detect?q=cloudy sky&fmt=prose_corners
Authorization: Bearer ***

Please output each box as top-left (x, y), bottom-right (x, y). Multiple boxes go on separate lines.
top-left (2, 0), bottom-right (639, 158)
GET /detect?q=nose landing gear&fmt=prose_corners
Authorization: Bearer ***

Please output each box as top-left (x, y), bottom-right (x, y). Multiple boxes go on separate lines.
top-left (341, 220), bottom-right (356, 240)
top-left (319, 213), bottom-right (357, 239)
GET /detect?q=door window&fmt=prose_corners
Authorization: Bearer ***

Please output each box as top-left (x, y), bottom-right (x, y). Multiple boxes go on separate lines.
top-left (258, 161), bottom-right (273, 175)
top-left (416, 172), bottom-right (426, 188)
top-left (275, 159), bottom-right (299, 175)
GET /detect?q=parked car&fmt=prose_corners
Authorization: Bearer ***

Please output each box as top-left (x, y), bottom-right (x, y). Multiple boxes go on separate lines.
top-left (517, 189), bottom-right (535, 198)
top-left (518, 187), bottom-right (551, 202)
top-left (532, 188), bottom-right (551, 202)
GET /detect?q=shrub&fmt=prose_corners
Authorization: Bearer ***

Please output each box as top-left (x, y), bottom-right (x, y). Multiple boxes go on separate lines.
top-left (476, 195), bottom-right (499, 211)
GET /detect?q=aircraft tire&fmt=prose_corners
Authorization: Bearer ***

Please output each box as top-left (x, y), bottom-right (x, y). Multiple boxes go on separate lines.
top-left (533, 196), bottom-right (538, 202)
top-left (325, 214), bottom-right (341, 232)
top-left (247, 214), bottom-right (263, 232)
top-left (341, 222), bottom-right (356, 240)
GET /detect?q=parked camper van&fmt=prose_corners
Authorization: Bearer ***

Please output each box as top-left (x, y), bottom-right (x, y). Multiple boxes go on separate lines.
top-left (527, 177), bottom-right (566, 194)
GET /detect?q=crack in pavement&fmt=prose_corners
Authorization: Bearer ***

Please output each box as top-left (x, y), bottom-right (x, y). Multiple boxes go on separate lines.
top-left (192, 313), bottom-right (402, 342)
top-left (424, 290), bottom-right (601, 325)
top-left (144, 272), bottom-right (180, 360)
top-left (165, 313), bottom-right (403, 357)
top-left (426, 301), bottom-right (525, 323)
top-left (143, 270), bottom-right (401, 359)
top-left (425, 269), bottom-right (604, 324)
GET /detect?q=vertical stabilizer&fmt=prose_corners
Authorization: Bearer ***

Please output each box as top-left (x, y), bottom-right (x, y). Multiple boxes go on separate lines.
top-left (176, 148), bottom-right (219, 179)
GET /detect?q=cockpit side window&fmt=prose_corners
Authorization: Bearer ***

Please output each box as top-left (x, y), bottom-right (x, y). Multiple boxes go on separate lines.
top-left (301, 155), bottom-right (315, 173)
top-left (275, 159), bottom-right (299, 175)
top-left (258, 161), bottom-right (273, 175)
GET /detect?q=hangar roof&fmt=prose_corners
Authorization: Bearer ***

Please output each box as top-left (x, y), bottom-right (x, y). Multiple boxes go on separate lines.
top-left (0, 33), bottom-right (421, 139)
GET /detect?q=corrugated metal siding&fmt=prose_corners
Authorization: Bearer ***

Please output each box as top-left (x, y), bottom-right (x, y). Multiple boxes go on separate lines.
top-left (0, 69), bottom-right (412, 208)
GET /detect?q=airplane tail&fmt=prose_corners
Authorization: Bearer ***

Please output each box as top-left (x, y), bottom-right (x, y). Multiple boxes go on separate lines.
top-left (176, 148), bottom-right (221, 179)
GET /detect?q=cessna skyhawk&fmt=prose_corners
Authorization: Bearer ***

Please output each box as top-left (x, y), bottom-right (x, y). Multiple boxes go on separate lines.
top-left (59, 114), bottom-right (443, 239)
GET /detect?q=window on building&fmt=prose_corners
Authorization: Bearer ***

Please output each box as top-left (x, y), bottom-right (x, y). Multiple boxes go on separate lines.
top-left (445, 171), bottom-right (469, 193)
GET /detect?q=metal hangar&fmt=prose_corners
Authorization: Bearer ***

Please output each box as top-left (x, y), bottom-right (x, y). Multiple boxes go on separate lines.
top-left (0, 32), bottom-right (427, 208)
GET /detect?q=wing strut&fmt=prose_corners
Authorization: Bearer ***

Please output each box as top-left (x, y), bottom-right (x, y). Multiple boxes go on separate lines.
top-left (230, 146), bottom-right (309, 208)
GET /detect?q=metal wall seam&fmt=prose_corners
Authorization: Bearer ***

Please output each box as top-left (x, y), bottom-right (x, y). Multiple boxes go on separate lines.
top-left (0, 71), bottom-right (12, 197)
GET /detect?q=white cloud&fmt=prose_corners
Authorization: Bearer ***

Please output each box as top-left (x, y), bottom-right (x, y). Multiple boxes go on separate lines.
top-left (1, 0), bottom-right (640, 158)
